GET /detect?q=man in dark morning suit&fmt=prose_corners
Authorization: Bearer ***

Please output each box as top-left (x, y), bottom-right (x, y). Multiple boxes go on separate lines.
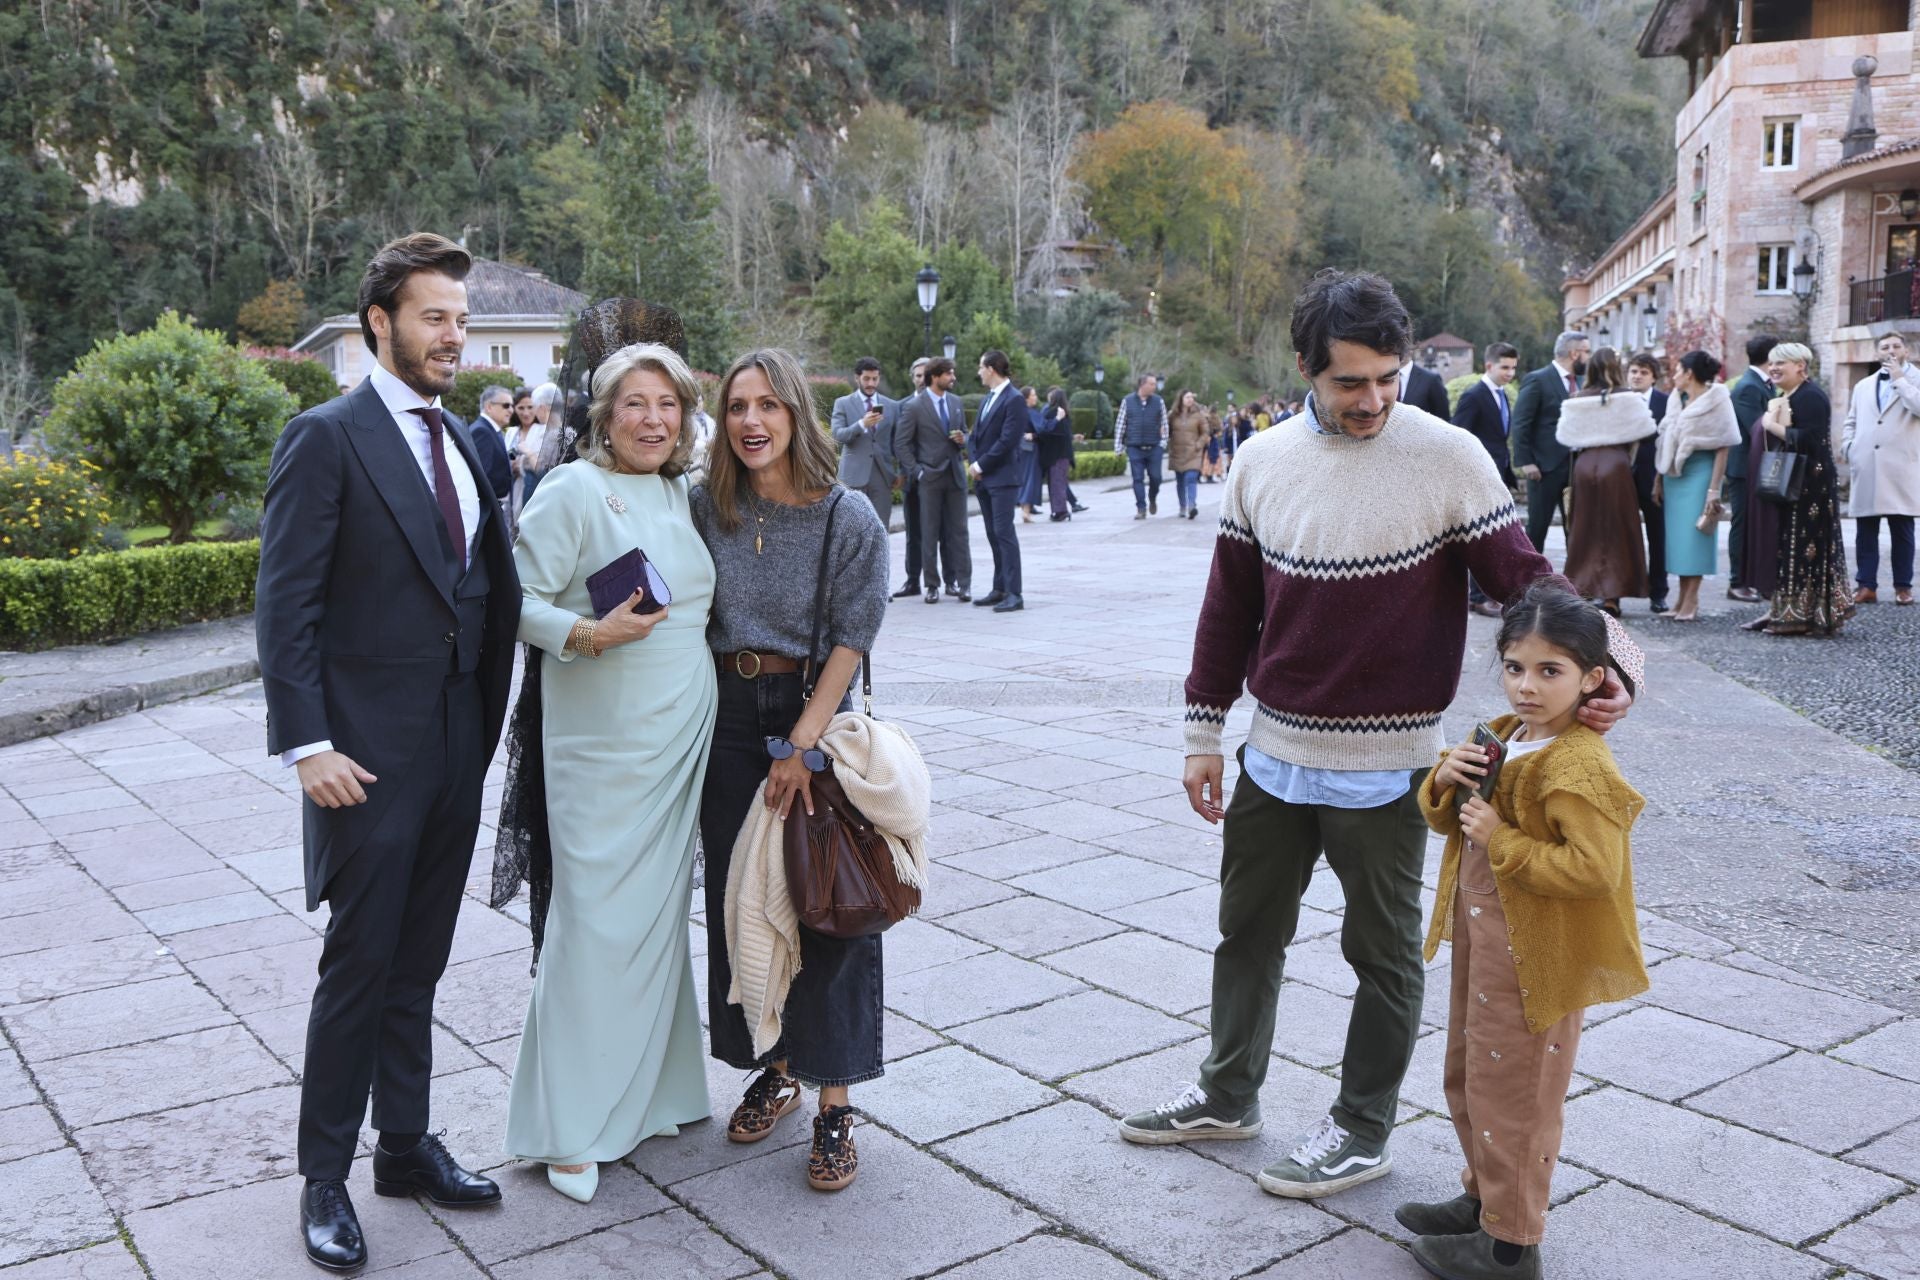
top-left (1451, 341), bottom-right (1520, 616)
top-left (894, 356), bottom-right (972, 602)
top-left (889, 357), bottom-right (930, 598)
top-left (1509, 330), bottom-right (1592, 552)
top-left (1627, 352), bottom-right (1671, 612)
top-left (968, 348), bottom-right (1025, 613)
top-left (1400, 360), bottom-right (1453, 420)
top-left (830, 356), bottom-right (900, 530)
top-left (468, 384), bottom-right (516, 499)
top-left (1726, 333), bottom-right (1779, 600)
top-left (257, 234), bottom-right (517, 1273)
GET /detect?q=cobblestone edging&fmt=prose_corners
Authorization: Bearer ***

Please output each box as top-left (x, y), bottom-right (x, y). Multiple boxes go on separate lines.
top-left (0, 617), bottom-right (259, 749)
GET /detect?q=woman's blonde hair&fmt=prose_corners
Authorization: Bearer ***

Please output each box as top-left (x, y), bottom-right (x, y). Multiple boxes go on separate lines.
top-left (576, 343), bottom-right (700, 477)
top-left (1768, 342), bottom-right (1813, 370)
top-left (704, 348), bottom-right (840, 531)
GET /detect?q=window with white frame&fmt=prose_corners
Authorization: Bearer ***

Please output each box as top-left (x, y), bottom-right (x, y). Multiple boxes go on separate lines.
top-left (489, 343), bottom-right (512, 366)
top-left (1762, 118), bottom-right (1798, 170)
top-left (1757, 244), bottom-right (1796, 294)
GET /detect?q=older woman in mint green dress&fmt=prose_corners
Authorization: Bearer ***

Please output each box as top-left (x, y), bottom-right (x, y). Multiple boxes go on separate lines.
top-left (503, 343), bottom-right (717, 1204)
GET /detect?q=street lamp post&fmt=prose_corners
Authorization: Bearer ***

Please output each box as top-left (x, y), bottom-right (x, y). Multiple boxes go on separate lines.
top-left (916, 265), bottom-right (941, 359)
top-left (1093, 363), bottom-right (1105, 438)
top-left (942, 335), bottom-right (957, 362)
top-left (1642, 301), bottom-right (1660, 349)
top-left (1791, 259), bottom-right (1816, 300)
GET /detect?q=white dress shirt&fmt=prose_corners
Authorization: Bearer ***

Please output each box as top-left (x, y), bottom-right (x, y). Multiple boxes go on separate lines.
top-left (283, 363), bottom-right (485, 768)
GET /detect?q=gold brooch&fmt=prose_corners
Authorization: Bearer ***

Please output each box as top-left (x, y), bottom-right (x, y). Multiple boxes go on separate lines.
top-left (605, 494), bottom-right (627, 514)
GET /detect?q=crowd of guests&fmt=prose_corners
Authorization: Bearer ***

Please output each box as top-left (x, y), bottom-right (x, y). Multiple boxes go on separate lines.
top-left (1454, 328), bottom-right (1916, 635)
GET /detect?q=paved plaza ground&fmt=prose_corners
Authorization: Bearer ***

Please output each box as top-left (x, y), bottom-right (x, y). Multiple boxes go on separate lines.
top-left (3, 478), bottom-right (1919, 1280)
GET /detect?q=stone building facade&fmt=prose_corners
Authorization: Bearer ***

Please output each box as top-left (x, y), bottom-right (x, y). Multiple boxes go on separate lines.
top-left (1564, 0), bottom-right (1917, 404)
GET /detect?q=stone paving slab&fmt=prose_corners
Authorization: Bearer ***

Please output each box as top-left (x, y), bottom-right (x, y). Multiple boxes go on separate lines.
top-left (0, 616), bottom-right (258, 748)
top-left (4, 488), bottom-right (1920, 1278)
top-left (939, 1100), bottom-right (1343, 1280)
top-left (1560, 1087), bottom-right (1901, 1243)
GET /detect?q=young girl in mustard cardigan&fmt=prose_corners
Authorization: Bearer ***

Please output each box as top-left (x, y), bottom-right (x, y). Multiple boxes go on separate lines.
top-left (1399, 583), bottom-right (1649, 1280)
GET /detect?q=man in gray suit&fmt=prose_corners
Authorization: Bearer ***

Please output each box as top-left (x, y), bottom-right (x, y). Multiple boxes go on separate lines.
top-left (831, 357), bottom-right (899, 528)
top-left (895, 356), bottom-right (972, 602)
top-left (1509, 330), bottom-right (1590, 552)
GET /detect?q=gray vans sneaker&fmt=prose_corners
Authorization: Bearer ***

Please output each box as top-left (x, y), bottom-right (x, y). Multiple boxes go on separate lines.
top-left (1118, 1083), bottom-right (1262, 1145)
top-left (1256, 1115), bottom-right (1391, 1198)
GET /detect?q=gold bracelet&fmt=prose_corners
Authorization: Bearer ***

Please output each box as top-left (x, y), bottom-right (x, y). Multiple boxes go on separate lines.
top-left (568, 617), bottom-right (601, 658)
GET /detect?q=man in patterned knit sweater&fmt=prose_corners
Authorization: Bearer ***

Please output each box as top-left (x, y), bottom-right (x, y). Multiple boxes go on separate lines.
top-left (1118, 271), bottom-right (1640, 1218)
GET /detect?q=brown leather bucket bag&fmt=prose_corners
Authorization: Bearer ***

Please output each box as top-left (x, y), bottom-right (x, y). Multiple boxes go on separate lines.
top-left (783, 493), bottom-right (920, 938)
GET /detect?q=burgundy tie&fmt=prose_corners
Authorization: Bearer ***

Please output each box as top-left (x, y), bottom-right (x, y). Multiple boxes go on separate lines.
top-left (409, 406), bottom-right (467, 570)
top-left (1566, 374), bottom-right (1578, 396)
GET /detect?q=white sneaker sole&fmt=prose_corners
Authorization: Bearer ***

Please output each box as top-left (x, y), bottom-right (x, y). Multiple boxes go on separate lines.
top-left (1118, 1118), bottom-right (1263, 1145)
top-left (1256, 1153), bottom-right (1392, 1199)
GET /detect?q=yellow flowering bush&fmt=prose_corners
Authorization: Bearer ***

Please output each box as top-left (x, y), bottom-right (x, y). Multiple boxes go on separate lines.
top-left (0, 454), bottom-right (116, 559)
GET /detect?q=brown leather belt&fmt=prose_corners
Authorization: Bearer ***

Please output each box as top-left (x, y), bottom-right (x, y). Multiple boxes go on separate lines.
top-left (716, 650), bottom-right (804, 679)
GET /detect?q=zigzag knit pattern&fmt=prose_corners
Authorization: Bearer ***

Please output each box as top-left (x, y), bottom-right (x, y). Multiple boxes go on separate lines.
top-left (1181, 405), bottom-right (1566, 770)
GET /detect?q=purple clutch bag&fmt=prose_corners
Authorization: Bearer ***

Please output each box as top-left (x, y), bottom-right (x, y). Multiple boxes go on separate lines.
top-left (585, 548), bottom-right (671, 617)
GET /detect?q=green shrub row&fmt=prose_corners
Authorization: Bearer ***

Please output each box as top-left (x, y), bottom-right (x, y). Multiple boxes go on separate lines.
top-left (0, 541), bottom-right (260, 650)
top-left (1070, 452), bottom-right (1127, 480)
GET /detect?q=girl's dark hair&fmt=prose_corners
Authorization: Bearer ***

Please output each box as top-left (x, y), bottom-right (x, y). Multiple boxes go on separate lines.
top-left (1676, 349), bottom-right (1722, 384)
top-left (1045, 386), bottom-right (1069, 413)
top-left (1497, 582), bottom-right (1609, 679)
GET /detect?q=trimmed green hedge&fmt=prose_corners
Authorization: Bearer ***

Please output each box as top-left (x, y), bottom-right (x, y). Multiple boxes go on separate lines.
top-left (0, 541), bottom-right (260, 650)
top-left (1070, 452), bottom-right (1127, 480)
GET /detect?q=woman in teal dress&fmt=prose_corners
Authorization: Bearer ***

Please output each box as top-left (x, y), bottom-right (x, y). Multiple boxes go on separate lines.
top-left (1653, 350), bottom-right (1742, 621)
top-left (501, 342), bottom-right (717, 1203)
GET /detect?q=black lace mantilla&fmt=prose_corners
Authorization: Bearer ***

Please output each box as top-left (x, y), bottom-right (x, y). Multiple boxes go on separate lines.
top-left (487, 299), bottom-right (690, 970)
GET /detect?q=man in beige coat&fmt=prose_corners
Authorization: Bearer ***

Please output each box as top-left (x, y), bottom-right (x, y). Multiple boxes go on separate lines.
top-left (1843, 332), bottom-right (1920, 605)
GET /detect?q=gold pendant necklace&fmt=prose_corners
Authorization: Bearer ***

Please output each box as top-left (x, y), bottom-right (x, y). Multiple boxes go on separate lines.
top-left (751, 493), bottom-right (775, 556)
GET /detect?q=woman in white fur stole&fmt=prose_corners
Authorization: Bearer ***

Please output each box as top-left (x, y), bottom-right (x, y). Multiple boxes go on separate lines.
top-left (1556, 348), bottom-right (1656, 614)
top-left (1654, 350), bottom-right (1743, 620)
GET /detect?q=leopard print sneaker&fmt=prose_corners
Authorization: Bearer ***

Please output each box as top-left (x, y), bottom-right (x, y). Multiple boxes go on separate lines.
top-left (726, 1068), bottom-right (802, 1144)
top-left (807, 1105), bottom-right (858, 1191)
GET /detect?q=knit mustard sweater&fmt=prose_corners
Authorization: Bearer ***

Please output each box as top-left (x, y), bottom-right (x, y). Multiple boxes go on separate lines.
top-left (1420, 716), bottom-right (1650, 1033)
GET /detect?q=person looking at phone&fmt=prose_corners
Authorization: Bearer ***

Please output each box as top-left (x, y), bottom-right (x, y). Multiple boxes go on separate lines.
top-left (1120, 270), bottom-right (1643, 1217)
top-left (1401, 582), bottom-right (1648, 1278)
top-left (501, 340), bottom-right (717, 1204)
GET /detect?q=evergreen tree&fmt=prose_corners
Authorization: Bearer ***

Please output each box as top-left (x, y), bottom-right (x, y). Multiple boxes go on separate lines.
top-left (581, 80), bottom-right (735, 374)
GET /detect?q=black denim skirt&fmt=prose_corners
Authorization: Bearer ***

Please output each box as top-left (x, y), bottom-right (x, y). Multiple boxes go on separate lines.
top-left (699, 667), bottom-right (884, 1087)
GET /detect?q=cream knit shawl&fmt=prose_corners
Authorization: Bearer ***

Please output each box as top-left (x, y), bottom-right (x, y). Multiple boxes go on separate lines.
top-left (1654, 382), bottom-right (1743, 477)
top-left (1556, 391), bottom-right (1657, 451)
top-left (724, 712), bottom-right (932, 1058)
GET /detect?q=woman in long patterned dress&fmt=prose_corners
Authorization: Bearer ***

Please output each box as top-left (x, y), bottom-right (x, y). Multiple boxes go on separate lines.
top-left (1755, 343), bottom-right (1854, 636)
top-left (502, 342), bottom-right (718, 1203)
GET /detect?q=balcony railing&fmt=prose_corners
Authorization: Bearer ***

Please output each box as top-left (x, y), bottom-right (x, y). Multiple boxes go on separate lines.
top-left (1850, 270), bottom-right (1919, 326)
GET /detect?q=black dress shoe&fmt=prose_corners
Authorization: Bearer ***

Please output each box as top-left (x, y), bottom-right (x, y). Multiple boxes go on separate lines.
top-left (1071, 502), bottom-right (1089, 513)
top-left (925, 586), bottom-right (940, 603)
top-left (943, 585), bottom-right (963, 598)
top-left (955, 590), bottom-right (972, 603)
top-left (1649, 598), bottom-right (1670, 614)
top-left (301, 1179), bottom-right (366, 1273)
top-left (891, 582), bottom-right (921, 599)
top-left (372, 1133), bottom-right (501, 1208)
top-left (1050, 512), bottom-right (1070, 522)
top-left (1728, 585), bottom-right (1762, 602)
top-left (974, 591), bottom-right (1006, 607)
top-left (993, 594), bottom-right (1024, 613)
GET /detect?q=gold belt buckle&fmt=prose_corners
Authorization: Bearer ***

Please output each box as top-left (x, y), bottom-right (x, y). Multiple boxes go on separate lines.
top-left (733, 651), bottom-right (763, 679)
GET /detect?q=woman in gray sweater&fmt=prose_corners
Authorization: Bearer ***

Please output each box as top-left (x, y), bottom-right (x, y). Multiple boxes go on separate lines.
top-left (691, 347), bottom-right (889, 1191)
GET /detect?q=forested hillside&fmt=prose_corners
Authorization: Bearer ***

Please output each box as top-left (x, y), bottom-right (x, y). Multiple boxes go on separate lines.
top-left (0, 0), bottom-right (1683, 414)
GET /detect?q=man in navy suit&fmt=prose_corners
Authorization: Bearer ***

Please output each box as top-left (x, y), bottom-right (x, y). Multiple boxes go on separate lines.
top-left (1627, 352), bottom-right (1671, 613)
top-left (257, 234), bottom-right (518, 1272)
top-left (1510, 331), bottom-right (1591, 551)
top-left (1452, 342), bottom-right (1519, 615)
top-left (467, 384), bottom-right (515, 499)
top-left (1400, 359), bottom-right (1453, 420)
top-left (968, 348), bottom-right (1025, 612)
